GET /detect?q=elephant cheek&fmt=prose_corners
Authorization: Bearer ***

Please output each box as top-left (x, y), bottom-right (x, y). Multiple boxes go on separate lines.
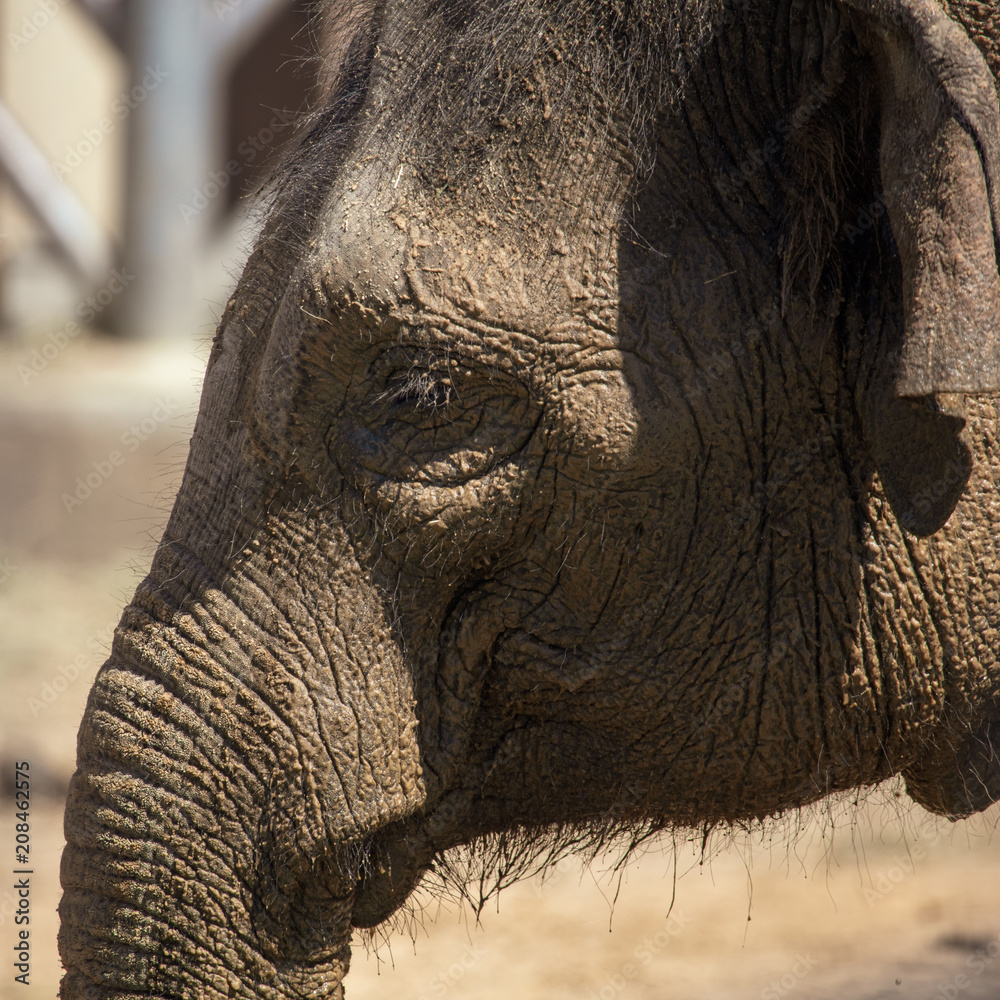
top-left (558, 367), bottom-right (640, 474)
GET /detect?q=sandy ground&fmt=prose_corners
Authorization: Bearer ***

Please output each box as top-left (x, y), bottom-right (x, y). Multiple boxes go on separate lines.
top-left (1, 334), bottom-right (1000, 1000)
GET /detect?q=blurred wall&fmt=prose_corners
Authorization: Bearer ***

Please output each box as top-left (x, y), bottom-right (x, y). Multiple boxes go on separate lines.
top-left (1, 0), bottom-right (124, 327)
top-left (0, 0), bottom-right (318, 337)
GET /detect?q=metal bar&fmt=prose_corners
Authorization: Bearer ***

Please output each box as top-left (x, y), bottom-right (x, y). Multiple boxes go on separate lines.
top-left (71, 0), bottom-right (128, 52)
top-left (0, 99), bottom-right (113, 287)
top-left (114, 0), bottom-right (221, 338)
top-left (212, 0), bottom-right (291, 64)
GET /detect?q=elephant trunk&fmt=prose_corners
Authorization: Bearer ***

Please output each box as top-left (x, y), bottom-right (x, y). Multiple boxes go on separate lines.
top-left (57, 533), bottom-right (412, 998)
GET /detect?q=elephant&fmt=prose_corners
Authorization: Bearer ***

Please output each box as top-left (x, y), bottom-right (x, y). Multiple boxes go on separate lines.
top-left (59, 0), bottom-right (1000, 996)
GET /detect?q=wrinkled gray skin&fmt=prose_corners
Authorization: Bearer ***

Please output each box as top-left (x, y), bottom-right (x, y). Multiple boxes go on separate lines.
top-left (60, 0), bottom-right (1000, 996)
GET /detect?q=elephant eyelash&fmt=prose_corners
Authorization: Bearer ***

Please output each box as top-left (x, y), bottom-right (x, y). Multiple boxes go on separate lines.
top-left (378, 366), bottom-right (460, 413)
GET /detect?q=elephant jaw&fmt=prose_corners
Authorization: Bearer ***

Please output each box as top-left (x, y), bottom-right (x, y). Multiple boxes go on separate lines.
top-left (346, 711), bottom-right (1000, 934)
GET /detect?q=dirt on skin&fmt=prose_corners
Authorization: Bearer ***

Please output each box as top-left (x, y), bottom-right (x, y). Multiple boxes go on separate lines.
top-left (1, 336), bottom-right (999, 999)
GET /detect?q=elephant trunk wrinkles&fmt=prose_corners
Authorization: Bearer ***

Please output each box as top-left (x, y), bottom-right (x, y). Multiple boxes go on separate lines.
top-left (57, 540), bottom-right (403, 999)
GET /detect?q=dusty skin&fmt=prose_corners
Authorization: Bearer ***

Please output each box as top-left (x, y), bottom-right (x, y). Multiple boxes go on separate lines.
top-left (38, 0), bottom-right (1000, 994)
top-left (2, 341), bottom-right (1000, 999)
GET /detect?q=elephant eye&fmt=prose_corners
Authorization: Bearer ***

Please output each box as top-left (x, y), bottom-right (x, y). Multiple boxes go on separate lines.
top-left (378, 362), bottom-right (457, 414)
top-left (367, 347), bottom-right (480, 428)
top-left (333, 345), bottom-right (537, 485)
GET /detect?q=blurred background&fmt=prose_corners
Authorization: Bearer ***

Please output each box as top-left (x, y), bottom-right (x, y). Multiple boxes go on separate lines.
top-left (0, 1), bottom-right (999, 997)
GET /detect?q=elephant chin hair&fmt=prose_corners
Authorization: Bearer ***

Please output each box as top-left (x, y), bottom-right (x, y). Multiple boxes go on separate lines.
top-left (366, 775), bottom-right (1000, 946)
top-left (356, 798), bottom-right (804, 940)
top-left (361, 816), bottom-right (673, 940)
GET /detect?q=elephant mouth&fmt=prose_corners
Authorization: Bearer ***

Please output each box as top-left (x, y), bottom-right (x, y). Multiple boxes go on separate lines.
top-left (349, 789), bottom-right (479, 926)
top-left (349, 820), bottom-right (439, 928)
top-left (903, 715), bottom-right (1000, 819)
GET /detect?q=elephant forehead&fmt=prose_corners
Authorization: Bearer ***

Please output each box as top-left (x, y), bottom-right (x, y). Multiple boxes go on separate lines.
top-left (307, 162), bottom-right (626, 329)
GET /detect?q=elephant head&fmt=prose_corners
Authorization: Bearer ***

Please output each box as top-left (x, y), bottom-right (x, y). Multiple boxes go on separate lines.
top-left (60, 0), bottom-right (1000, 996)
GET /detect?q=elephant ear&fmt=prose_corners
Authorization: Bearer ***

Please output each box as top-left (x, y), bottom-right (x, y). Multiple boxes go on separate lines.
top-left (841, 0), bottom-right (1000, 534)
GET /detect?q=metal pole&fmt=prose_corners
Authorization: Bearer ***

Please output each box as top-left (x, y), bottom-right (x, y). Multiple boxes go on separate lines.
top-left (0, 99), bottom-right (113, 287)
top-left (114, 0), bottom-right (220, 339)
